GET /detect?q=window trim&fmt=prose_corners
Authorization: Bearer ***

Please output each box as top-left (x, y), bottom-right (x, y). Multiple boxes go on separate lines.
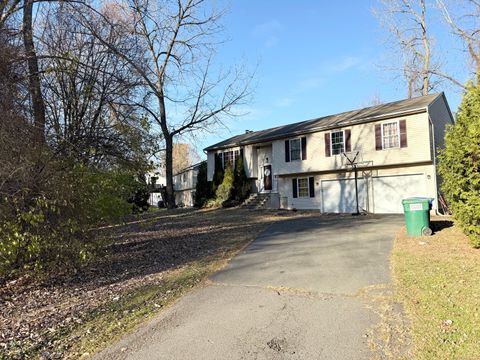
top-left (296, 177), bottom-right (309, 198)
top-left (381, 120), bottom-right (400, 150)
top-left (222, 149), bottom-right (240, 168)
top-left (330, 130), bottom-right (345, 156)
top-left (289, 138), bottom-right (302, 161)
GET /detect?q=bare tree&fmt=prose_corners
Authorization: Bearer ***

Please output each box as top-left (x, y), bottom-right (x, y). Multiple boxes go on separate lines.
top-left (73, 0), bottom-right (252, 208)
top-left (375, 0), bottom-right (442, 97)
top-left (38, 4), bottom-right (153, 167)
top-left (0, 0), bottom-right (21, 28)
top-left (438, 0), bottom-right (480, 84)
top-left (22, 0), bottom-right (46, 144)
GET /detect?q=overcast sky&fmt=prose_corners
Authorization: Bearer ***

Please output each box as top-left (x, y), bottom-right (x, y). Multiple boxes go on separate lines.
top-left (190, 0), bottom-right (468, 155)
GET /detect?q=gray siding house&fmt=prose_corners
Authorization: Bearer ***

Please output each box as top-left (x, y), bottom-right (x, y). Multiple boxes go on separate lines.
top-left (173, 161), bottom-right (204, 207)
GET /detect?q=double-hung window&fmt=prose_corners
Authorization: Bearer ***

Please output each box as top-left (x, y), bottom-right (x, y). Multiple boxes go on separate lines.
top-left (297, 178), bottom-right (309, 197)
top-left (222, 150), bottom-right (240, 168)
top-left (382, 122), bottom-right (399, 149)
top-left (331, 131), bottom-right (345, 155)
top-left (290, 139), bottom-right (301, 161)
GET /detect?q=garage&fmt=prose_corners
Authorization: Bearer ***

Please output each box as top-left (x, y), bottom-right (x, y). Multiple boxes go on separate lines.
top-left (321, 178), bottom-right (367, 213)
top-left (372, 173), bottom-right (427, 213)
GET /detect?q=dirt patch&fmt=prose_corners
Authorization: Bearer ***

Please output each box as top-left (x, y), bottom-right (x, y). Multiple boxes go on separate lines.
top-left (359, 284), bottom-right (412, 360)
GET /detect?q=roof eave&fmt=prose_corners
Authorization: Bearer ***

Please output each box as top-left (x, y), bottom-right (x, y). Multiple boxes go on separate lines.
top-left (204, 107), bottom-right (428, 152)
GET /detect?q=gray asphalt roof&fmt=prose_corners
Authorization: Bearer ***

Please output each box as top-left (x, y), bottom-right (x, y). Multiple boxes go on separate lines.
top-left (173, 160), bottom-right (206, 177)
top-left (204, 92), bottom-right (444, 151)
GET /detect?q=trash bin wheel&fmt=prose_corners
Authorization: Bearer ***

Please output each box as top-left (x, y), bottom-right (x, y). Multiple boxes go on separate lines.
top-left (422, 227), bottom-right (432, 236)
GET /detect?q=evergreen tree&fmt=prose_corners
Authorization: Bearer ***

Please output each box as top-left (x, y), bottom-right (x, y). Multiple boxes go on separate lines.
top-left (212, 153), bottom-right (224, 194)
top-left (215, 164), bottom-right (234, 205)
top-left (438, 80), bottom-right (480, 247)
top-left (194, 162), bottom-right (210, 207)
top-left (233, 155), bottom-right (250, 202)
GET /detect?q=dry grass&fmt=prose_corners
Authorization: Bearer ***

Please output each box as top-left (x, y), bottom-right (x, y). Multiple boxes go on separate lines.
top-left (392, 217), bottom-right (480, 360)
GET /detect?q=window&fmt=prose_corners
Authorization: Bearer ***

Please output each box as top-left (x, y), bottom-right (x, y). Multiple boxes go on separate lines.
top-left (222, 150), bottom-right (240, 168)
top-left (331, 131), bottom-right (344, 155)
top-left (298, 178), bottom-right (309, 197)
top-left (182, 173), bottom-right (187, 183)
top-left (290, 139), bottom-right (301, 161)
top-left (382, 122), bottom-right (399, 149)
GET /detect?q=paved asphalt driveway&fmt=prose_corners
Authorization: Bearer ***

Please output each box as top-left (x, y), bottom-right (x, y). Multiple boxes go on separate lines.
top-left (96, 214), bottom-right (404, 360)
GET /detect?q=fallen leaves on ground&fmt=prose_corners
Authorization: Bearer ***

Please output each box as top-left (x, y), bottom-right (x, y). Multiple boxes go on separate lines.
top-left (0, 208), bottom-right (316, 359)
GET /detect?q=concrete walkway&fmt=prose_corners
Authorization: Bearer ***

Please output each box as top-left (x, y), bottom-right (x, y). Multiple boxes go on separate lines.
top-left (95, 214), bottom-right (404, 360)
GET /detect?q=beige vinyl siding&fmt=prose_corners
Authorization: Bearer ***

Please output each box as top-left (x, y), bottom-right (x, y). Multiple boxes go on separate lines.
top-left (279, 164), bottom-right (437, 212)
top-left (207, 152), bottom-right (215, 181)
top-left (243, 144), bottom-right (257, 178)
top-left (278, 176), bottom-right (322, 210)
top-left (272, 112), bottom-right (432, 175)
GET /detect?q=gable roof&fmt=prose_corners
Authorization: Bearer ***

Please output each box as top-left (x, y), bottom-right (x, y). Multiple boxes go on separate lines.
top-left (173, 160), bottom-right (206, 177)
top-left (204, 92), bottom-right (445, 151)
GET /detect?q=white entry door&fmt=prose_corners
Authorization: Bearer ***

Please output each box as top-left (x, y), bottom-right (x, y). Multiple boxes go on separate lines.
top-left (372, 174), bottom-right (426, 213)
top-left (321, 178), bottom-right (367, 213)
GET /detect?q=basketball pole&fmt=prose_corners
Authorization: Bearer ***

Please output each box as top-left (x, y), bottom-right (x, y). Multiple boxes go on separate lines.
top-left (354, 164), bottom-right (359, 215)
top-left (343, 151), bottom-right (360, 216)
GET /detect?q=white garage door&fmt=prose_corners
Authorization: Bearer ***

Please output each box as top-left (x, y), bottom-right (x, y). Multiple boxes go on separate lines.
top-left (372, 174), bottom-right (426, 213)
top-left (321, 178), bottom-right (367, 213)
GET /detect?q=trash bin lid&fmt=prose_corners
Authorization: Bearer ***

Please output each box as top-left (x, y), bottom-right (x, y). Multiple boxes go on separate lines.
top-left (402, 197), bottom-right (433, 205)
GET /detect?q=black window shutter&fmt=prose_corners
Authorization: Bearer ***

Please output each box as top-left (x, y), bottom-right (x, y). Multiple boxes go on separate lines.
top-left (345, 129), bottom-right (351, 152)
top-left (399, 120), bottom-right (407, 148)
top-left (292, 178), bottom-right (298, 198)
top-left (309, 177), bottom-right (315, 197)
top-left (285, 140), bottom-right (290, 162)
top-left (301, 137), bottom-right (307, 160)
top-left (240, 148), bottom-right (244, 159)
top-left (215, 153), bottom-right (221, 170)
top-left (324, 133), bottom-right (331, 157)
top-left (375, 124), bottom-right (382, 150)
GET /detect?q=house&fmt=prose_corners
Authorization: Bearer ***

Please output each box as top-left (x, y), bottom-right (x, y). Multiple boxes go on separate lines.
top-left (204, 93), bottom-right (454, 213)
top-left (145, 169), bottom-right (166, 207)
top-left (173, 161), bottom-right (205, 207)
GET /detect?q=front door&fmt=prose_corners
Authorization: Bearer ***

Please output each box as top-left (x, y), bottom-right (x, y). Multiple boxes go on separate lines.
top-left (263, 165), bottom-right (272, 191)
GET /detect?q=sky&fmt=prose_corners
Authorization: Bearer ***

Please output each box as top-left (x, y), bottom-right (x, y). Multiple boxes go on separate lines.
top-left (191, 0), bottom-right (469, 156)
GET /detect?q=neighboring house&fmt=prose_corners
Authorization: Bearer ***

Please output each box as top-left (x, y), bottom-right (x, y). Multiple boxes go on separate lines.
top-left (204, 93), bottom-right (454, 214)
top-left (173, 161), bottom-right (205, 207)
top-left (146, 170), bottom-right (166, 207)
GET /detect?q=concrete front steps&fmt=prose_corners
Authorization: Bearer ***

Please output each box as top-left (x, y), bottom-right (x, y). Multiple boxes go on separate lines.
top-left (242, 193), bottom-right (271, 209)
top-left (242, 193), bottom-right (281, 209)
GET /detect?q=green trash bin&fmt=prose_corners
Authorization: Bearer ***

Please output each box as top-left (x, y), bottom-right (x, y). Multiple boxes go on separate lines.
top-left (402, 197), bottom-right (433, 236)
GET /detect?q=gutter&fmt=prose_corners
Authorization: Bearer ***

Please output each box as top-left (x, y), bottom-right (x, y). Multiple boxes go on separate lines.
top-left (204, 107), bottom-right (429, 152)
top-left (428, 111), bottom-right (442, 216)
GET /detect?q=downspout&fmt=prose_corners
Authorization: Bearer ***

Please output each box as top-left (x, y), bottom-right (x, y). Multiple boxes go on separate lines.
top-left (428, 111), bottom-right (441, 215)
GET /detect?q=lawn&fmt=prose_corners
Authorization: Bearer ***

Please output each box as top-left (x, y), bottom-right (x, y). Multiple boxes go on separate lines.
top-left (0, 208), bottom-right (315, 359)
top-left (392, 217), bottom-right (480, 360)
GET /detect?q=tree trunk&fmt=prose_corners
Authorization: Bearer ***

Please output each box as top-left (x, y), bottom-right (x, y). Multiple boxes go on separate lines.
top-left (421, 0), bottom-right (430, 95)
top-left (164, 135), bottom-right (176, 209)
top-left (23, 0), bottom-right (46, 144)
top-left (158, 87), bottom-right (176, 209)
